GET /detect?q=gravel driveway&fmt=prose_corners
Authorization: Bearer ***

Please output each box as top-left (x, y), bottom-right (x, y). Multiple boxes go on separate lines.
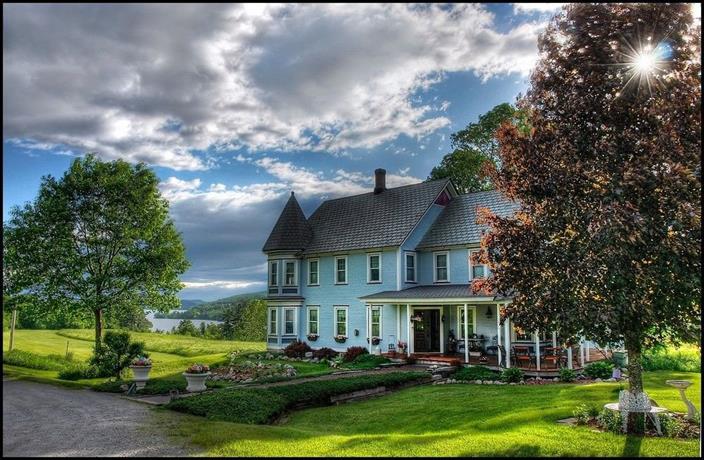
top-left (3, 379), bottom-right (198, 457)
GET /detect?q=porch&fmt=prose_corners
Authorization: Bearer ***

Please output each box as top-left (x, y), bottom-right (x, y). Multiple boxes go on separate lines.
top-left (361, 284), bottom-right (611, 373)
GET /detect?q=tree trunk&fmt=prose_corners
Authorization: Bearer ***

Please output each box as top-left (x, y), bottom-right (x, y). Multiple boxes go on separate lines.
top-left (9, 308), bottom-right (17, 351)
top-left (94, 308), bottom-right (103, 349)
top-left (624, 336), bottom-right (645, 434)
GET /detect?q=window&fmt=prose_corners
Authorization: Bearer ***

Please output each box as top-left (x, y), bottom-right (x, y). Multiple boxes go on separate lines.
top-left (434, 251), bottom-right (449, 282)
top-left (334, 256), bottom-right (347, 284)
top-left (457, 306), bottom-right (476, 339)
top-left (370, 306), bottom-right (382, 337)
top-left (367, 253), bottom-right (381, 283)
top-left (308, 259), bottom-right (319, 285)
top-left (469, 249), bottom-right (488, 280)
top-left (307, 306), bottom-right (319, 335)
top-left (334, 306), bottom-right (348, 336)
top-left (269, 261), bottom-right (278, 286)
top-left (512, 326), bottom-right (548, 342)
top-left (283, 308), bottom-right (296, 335)
top-left (268, 308), bottom-right (277, 335)
top-left (405, 252), bottom-right (416, 282)
top-left (284, 261), bottom-right (297, 286)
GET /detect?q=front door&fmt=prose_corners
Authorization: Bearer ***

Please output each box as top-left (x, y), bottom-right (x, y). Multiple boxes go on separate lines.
top-left (413, 309), bottom-right (440, 352)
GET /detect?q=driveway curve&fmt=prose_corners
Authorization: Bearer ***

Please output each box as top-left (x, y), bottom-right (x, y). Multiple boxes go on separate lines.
top-left (3, 379), bottom-right (197, 457)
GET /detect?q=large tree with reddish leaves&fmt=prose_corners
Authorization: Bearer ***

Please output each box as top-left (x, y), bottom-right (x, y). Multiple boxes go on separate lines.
top-left (475, 3), bottom-right (701, 408)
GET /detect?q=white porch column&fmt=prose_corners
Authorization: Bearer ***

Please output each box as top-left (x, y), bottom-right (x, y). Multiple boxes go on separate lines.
top-left (585, 340), bottom-right (591, 363)
top-left (463, 303), bottom-right (469, 364)
top-left (552, 331), bottom-right (557, 349)
top-left (496, 304), bottom-right (502, 367)
top-left (535, 330), bottom-right (541, 371)
top-left (580, 338), bottom-right (585, 366)
top-left (366, 304), bottom-right (372, 353)
top-left (406, 304), bottom-right (411, 355)
top-left (567, 346), bottom-right (573, 369)
top-left (504, 317), bottom-right (511, 368)
top-left (396, 304), bottom-right (401, 352)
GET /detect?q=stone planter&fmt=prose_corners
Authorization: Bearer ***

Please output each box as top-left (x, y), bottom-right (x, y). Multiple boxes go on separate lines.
top-left (183, 372), bottom-right (210, 392)
top-left (129, 365), bottom-right (152, 390)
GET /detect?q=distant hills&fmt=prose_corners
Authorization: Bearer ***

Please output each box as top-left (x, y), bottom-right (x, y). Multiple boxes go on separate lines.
top-left (158, 291), bottom-right (266, 320)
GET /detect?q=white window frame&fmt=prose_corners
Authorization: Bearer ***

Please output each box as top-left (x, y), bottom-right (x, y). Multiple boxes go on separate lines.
top-left (267, 307), bottom-right (277, 336)
top-left (306, 306), bottom-right (320, 335)
top-left (404, 251), bottom-right (417, 283)
top-left (369, 305), bottom-right (383, 338)
top-left (307, 258), bottom-right (320, 286)
top-left (456, 306), bottom-right (477, 340)
top-left (283, 307), bottom-right (297, 336)
top-left (334, 305), bottom-right (349, 337)
top-left (283, 260), bottom-right (298, 287)
top-left (433, 251), bottom-right (450, 283)
top-left (269, 261), bottom-right (278, 286)
top-left (468, 249), bottom-right (488, 280)
top-left (334, 256), bottom-right (348, 285)
top-left (367, 253), bottom-right (382, 284)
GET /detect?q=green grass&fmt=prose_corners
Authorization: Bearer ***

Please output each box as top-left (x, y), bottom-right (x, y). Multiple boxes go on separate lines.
top-left (642, 344), bottom-right (701, 372)
top-left (167, 370), bottom-right (700, 457)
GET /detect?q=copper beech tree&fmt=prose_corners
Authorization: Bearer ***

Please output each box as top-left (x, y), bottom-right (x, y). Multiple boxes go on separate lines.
top-left (473, 3), bottom-right (701, 404)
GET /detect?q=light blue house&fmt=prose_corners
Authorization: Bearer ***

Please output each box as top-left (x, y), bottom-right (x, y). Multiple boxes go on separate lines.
top-left (263, 169), bottom-right (597, 371)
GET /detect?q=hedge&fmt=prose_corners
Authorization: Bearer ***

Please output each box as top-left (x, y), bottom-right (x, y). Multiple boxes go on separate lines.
top-left (166, 371), bottom-right (429, 424)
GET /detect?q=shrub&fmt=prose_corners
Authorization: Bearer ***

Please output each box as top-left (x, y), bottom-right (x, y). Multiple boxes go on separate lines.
top-left (166, 371), bottom-right (428, 424)
top-left (584, 361), bottom-right (613, 379)
top-left (572, 403), bottom-right (600, 424)
top-left (312, 347), bottom-right (337, 360)
top-left (90, 330), bottom-right (147, 378)
top-left (3, 349), bottom-right (69, 371)
top-left (559, 367), bottom-right (576, 382)
top-left (174, 320), bottom-right (199, 336)
top-left (283, 340), bottom-right (312, 358)
top-left (597, 408), bottom-right (623, 434)
top-left (500, 367), bottom-right (524, 383)
top-left (455, 366), bottom-right (498, 382)
top-left (58, 363), bottom-right (101, 380)
top-left (349, 354), bottom-right (390, 369)
top-left (659, 414), bottom-right (685, 438)
top-left (343, 346), bottom-right (368, 362)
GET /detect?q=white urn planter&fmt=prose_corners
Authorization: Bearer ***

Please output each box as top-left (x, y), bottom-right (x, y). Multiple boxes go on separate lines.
top-left (183, 372), bottom-right (210, 392)
top-left (129, 365), bottom-right (152, 390)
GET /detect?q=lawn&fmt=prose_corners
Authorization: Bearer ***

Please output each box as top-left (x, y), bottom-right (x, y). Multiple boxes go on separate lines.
top-left (166, 370), bottom-right (701, 457)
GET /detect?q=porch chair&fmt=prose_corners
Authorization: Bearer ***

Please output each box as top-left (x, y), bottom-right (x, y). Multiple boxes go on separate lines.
top-left (513, 345), bottom-right (532, 369)
top-left (541, 346), bottom-right (561, 369)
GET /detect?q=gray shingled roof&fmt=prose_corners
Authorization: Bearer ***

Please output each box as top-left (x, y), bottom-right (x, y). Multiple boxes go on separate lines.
top-left (416, 190), bottom-right (520, 250)
top-left (302, 179), bottom-right (450, 254)
top-left (359, 284), bottom-right (511, 300)
top-left (262, 192), bottom-right (313, 252)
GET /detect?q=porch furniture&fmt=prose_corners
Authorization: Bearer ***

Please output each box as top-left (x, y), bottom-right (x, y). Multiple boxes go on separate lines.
top-left (513, 345), bottom-right (532, 369)
top-left (541, 347), bottom-right (562, 369)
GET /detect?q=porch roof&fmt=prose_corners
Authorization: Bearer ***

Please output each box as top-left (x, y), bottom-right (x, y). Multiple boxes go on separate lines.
top-left (359, 284), bottom-right (511, 303)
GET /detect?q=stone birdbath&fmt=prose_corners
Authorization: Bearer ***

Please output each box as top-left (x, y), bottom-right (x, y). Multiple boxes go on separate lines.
top-left (666, 380), bottom-right (697, 420)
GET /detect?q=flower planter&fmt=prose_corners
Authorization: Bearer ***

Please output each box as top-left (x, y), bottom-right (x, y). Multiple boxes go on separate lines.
top-left (334, 336), bottom-right (347, 344)
top-left (371, 337), bottom-right (381, 346)
top-left (129, 365), bottom-right (152, 390)
top-left (183, 372), bottom-right (210, 392)
top-left (307, 334), bottom-right (319, 342)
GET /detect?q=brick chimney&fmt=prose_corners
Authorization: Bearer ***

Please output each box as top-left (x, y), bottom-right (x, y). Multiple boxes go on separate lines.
top-left (374, 168), bottom-right (386, 194)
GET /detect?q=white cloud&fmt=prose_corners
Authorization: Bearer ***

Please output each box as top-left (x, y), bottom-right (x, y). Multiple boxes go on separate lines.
top-left (182, 280), bottom-right (263, 290)
top-left (4, 4), bottom-right (546, 170)
top-left (513, 3), bottom-right (565, 14)
top-left (693, 3), bottom-right (701, 21)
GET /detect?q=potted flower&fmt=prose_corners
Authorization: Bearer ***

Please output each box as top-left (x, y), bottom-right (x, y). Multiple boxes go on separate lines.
top-left (307, 333), bottom-right (319, 342)
top-left (334, 335), bottom-right (347, 344)
top-left (183, 363), bottom-right (211, 392)
top-left (129, 356), bottom-right (152, 390)
top-left (410, 315), bottom-right (422, 322)
top-left (397, 341), bottom-right (407, 353)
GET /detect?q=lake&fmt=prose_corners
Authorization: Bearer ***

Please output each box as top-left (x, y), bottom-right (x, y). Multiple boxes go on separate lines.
top-left (145, 311), bottom-right (222, 333)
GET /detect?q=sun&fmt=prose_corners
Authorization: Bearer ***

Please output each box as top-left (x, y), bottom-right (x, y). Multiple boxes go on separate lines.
top-left (616, 39), bottom-right (673, 96)
top-left (633, 46), bottom-right (658, 74)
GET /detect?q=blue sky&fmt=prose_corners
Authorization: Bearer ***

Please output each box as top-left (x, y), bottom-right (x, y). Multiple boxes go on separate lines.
top-left (3, 3), bottom-right (568, 301)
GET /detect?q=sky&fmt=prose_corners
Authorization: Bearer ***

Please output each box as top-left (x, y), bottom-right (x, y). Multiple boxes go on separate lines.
top-left (1, 3), bottom-right (614, 301)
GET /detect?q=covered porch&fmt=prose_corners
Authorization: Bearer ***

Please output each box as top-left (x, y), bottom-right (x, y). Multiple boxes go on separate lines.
top-left (360, 285), bottom-right (609, 375)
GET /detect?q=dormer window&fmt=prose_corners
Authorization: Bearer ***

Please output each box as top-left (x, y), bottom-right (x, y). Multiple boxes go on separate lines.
top-left (469, 249), bottom-right (488, 280)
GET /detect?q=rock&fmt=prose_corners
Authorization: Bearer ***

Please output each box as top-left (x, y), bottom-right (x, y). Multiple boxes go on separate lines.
top-left (305, 352), bottom-right (313, 358)
top-left (553, 377), bottom-right (560, 382)
top-left (431, 374), bottom-right (442, 380)
top-left (266, 353), bottom-right (274, 359)
top-left (595, 378), bottom-right (602, 382)
top-left (509, 382), bottom-right (516, 385)
top-left (535, 376), bottom-right (542, 380)
top-left (473, 380), bottom-right (482, 384)
top-left (607, 378), bottom-right (616, 382)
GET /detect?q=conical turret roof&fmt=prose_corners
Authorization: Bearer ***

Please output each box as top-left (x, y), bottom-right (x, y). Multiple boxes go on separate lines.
top-left (262, 192), bottom-right (312, 252)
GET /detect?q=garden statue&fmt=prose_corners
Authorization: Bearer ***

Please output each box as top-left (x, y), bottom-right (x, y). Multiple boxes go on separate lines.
top-left (666, 380), bottom-right (697, 420)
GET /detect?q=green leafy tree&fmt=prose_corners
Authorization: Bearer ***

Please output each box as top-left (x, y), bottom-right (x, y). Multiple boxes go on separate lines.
top-left (428, 103), bottom-right (525, 193)
top-left (475, 4), bottom-right (700, 431)
top-left (174, 319), bottom-right (199, 336)
top-left (3, 154), bottom-right (189, 348)
top-left (232, 299), bottom-right (267, 342)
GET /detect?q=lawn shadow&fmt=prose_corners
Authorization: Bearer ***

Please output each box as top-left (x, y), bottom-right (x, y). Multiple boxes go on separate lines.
top-left (623, 435), bottom-right (643, 457)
